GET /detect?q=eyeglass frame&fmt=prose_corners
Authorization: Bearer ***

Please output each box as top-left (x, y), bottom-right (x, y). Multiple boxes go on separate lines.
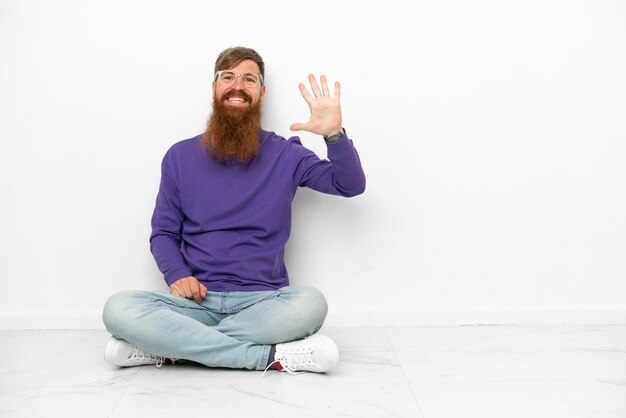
top-left (214, 70), bottom-right (264, 87)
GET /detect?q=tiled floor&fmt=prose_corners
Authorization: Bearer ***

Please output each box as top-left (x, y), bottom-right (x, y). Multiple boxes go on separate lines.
top-left (1, 325), bottom-right (625, 417)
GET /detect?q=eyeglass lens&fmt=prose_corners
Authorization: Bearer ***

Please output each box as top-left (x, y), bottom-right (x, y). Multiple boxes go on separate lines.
top-left (218, 71), bottom-right (260, 87)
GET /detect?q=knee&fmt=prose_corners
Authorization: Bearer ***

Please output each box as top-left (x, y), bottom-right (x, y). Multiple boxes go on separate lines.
top-left (302, 286), bottom-right (328, 323)
top-left (101, 290), bottom-right (142, 335)
top-left (283, 285), bottom-right (328, 332)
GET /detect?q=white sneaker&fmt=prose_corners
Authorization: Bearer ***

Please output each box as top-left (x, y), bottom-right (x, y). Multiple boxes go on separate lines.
top-left (104, 336), bottom-right (171, 368)
top-left (268, 334), bottom-right (340, 375)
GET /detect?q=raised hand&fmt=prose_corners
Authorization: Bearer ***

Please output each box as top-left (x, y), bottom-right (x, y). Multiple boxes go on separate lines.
top-left (290, 74), bottom-right (342, 137)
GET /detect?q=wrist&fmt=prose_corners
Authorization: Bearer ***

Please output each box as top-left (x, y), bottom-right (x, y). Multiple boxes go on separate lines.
top-left (324, 128), bottom-right (344, 143)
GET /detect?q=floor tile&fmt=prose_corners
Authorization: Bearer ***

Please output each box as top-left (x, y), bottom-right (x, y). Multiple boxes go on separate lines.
top-left (395, 348), bottom-right (626, 381)
top-left (386, 325), bottom-right (623, 351)
top-left (605, 325), bottom-right (626, 347)
top-left (110, 365), bottom-right (424, 418)
top-left (0, 330), bottom-right (137, 418)
top-left (408, 378), bottom-right (626, 418)
top-left (2, 325), bottom-right (624, 418)
top-left (320, 326), bottom-right (393, 351)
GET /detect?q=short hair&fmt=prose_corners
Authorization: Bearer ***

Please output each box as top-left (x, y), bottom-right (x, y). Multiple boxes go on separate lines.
top-left (214, 46), bottom-right (265, 84)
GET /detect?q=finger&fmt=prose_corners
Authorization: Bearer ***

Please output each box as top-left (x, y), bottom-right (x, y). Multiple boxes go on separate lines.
top-left (290, 122), bottom-right (304, 131)
top-left (189, 283), bottom-right (200, 303)
top-left (308, 74), bottom-right (322, 98)
top-left (200, 284), bottom-right (207, 299)
top-left (181, 281), bottom-right (194, 299)
top-left (298, 82), bottom-right (314, 104)
top-left (192, 281), bottom-right (205, 303)
top-left (320, 75), bottom-right (330, 97)
top-left (334, 80), bottom-right (341, 101)
top-left (170, 286), bottom-right (180, 297)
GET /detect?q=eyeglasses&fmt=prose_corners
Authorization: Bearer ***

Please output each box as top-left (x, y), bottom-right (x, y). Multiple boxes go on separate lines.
top-left (215, 70), bottom-right (263, 88)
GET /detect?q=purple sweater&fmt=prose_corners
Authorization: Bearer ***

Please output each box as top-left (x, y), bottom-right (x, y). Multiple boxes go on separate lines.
top-left (149, 129), bottom-right (365, 291)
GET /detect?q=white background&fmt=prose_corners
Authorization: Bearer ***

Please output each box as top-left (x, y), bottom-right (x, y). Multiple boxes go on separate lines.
top-left (1, 0), bottom-right (625, 327)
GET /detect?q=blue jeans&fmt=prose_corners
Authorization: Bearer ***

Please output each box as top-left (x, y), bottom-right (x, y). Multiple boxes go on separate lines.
top-left (101, 285), bottom-right (328, 370)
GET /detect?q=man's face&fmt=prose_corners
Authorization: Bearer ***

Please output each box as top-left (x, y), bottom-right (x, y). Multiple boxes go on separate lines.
top-left (212, 59), bottom-right (265, 112)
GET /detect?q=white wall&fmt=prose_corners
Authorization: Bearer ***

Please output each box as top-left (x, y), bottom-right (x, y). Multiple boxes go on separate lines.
top-left (1, 0), bottom-right (625, 328)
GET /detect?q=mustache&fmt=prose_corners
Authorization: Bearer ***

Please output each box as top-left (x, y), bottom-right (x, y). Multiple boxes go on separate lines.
top-left (222, 89), bottom-right (253, 103)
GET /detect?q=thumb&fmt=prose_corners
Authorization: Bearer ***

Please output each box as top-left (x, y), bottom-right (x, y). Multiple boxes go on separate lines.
top-left (290, 122), bottom-right (305, 131)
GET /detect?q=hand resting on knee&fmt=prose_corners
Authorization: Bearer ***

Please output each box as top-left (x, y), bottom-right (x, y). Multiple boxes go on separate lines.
top-left (170, 276), bottom-right (207, 303)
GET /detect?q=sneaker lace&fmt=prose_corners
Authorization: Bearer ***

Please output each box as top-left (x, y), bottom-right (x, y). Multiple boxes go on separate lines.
top-left (130, 346), bottom-right (167, 368)
top-left (261, 349), bottom-right (321, 377)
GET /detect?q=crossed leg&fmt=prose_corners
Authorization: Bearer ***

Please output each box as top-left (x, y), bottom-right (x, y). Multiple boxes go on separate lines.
top-left (102, 285), bottom-right (328, 370)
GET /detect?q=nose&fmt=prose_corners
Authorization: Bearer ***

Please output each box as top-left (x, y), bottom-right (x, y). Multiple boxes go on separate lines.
top-left (232, 75), bottom-right (246, 89)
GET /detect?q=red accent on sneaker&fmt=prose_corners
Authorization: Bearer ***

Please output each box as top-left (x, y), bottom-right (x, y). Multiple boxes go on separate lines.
top-left (275, 361), bottom-right (284, 371)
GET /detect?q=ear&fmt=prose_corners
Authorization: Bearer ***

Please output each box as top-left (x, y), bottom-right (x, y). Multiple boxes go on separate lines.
top-left (212, 81), bottom-right (216, 94)
top-left (260, 84), bottom-right (266, 100)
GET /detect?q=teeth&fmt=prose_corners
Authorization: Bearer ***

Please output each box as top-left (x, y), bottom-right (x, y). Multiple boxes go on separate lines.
top-left (228, 97), bottom-right (245, 102)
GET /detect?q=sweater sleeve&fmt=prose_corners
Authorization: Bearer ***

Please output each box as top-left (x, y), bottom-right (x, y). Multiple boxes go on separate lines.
top-left (149, 148), bottom-right (193, 286)
top-left (291, 131), bottom-right (366, 197)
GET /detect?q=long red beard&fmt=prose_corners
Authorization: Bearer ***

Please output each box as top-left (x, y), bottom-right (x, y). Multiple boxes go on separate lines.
top-left (202, 94), bottom-right (262, 164)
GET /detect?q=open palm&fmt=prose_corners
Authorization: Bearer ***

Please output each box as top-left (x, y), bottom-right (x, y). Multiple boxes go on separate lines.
top-left (290, 74), bottom-right (342, 137)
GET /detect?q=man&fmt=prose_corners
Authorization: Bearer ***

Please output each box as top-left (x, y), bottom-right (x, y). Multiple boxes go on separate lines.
top-left (102, 46), bottom-right (365, 374)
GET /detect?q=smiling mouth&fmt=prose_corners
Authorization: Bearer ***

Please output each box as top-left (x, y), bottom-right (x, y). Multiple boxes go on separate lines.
top-left (227, 97), bottom-right (247, 103)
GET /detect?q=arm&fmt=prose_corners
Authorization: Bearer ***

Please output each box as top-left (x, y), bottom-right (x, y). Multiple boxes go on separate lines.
top-left (290, 132), bottom-right (365, 196)
top-left (149, 149), bottom-right (207, 302)
top-left (149, 149), bottom-right (192, 284)
top-left (290, 75), bottom-right (366, 196)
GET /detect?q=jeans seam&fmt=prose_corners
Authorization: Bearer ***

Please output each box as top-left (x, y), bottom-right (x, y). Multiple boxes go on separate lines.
top-left (258, 344), bottom-right (272, 371)
top-left (150, 296), bottom-right (206, 311)
top-left (221, 290), bottom-right (281, 314)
